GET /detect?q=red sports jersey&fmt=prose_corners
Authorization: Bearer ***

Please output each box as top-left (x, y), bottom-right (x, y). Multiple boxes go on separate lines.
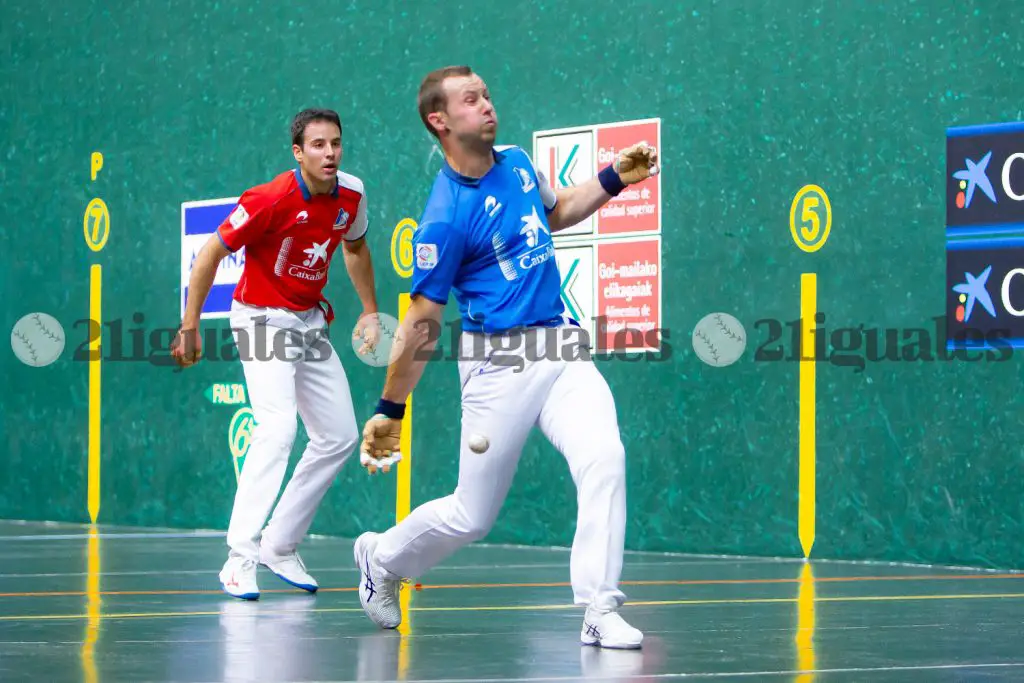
top-left (216, 168), bottom-right (367, 322)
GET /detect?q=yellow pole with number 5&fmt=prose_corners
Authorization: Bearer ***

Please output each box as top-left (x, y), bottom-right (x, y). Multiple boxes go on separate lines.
top-left (789, 184), bottom-right (832, 558)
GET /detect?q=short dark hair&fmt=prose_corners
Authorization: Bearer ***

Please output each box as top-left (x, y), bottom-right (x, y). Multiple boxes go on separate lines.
top-left (418, 65), bottom-right (473, 138)
top-left (291, 108), bottom-right (342, 146)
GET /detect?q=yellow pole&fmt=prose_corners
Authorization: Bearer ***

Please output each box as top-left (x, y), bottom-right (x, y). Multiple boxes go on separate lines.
top-left (88, 266), bottom-right (102, 523)
top-left (395, 292), bottom-right (413, 524)
top-left (390, 218), bottom-right (418, 655)
top-left (799, 273), bottom-right (816, 557)
top-left (789, 184), bottom-right (830, 559)
top-left (395, 292), bottom-right (414, 670)
top-left (85, 155), bottom-right (108, 523)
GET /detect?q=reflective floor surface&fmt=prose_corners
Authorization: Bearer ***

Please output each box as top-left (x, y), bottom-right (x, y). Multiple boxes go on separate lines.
top-left (1, 520), bottom-right (1023, 681)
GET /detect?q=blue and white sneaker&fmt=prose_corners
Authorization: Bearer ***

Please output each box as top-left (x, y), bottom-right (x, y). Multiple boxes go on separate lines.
top-left (259, 548), bottom-right (318, 593)
top-left (353, 532), bottom-right (402, 629)
top-left (219, 555), bottom-right (260, 600)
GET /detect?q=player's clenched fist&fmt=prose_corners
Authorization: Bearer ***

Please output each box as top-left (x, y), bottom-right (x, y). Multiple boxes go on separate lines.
top-left (360, 414), bottom-right (403, 474)
top-left (613, 141), bottom-right (660, 185)
top-left (171, 327), bottom-right (203, 367)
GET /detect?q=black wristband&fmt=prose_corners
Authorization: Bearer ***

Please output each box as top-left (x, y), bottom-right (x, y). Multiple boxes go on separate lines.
top-left (375, 398), bottom-right (406, 420)
top-left (598, 164), bottom-right (626, 196)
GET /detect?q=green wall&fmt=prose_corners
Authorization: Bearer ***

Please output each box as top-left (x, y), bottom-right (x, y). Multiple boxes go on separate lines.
top-left (2, 0), bottom-right (1022, 570)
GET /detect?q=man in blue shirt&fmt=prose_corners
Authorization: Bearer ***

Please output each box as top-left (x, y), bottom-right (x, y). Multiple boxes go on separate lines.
top-left (354, 65), bottom-right (658, 649)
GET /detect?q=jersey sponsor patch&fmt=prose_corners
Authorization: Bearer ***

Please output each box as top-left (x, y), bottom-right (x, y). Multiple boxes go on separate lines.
top-left (416, 243), bottom-right (438, 270)
top-left (229, 204), bottom-right (249, 228)
top-left (514, 167), bottom-right (535, 193)
top-left (334, 208), bottom-right (350, 230)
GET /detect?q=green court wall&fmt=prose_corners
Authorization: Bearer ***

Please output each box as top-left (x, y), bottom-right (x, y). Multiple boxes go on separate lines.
top-left (2, 0), bottom-right (1022, 570)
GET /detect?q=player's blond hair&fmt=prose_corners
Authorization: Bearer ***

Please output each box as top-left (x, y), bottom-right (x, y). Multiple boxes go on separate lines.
top-left (418, 65), bottom-right (473, 139)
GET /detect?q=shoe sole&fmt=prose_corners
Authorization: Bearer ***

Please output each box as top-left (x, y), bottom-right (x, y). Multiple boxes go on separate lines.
top-left (263, 564), bottom-right (318, 593)
top-left (221, 584), bottom-right (259, 601)
top-left (580, 639), bottom-right (642, 650)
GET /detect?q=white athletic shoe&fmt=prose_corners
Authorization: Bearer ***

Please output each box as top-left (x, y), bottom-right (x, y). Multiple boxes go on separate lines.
top-left (353, 532), bottom-right (402, 629)
top-left (259, 548), bottom-right (318, 593)
top-left (219, 555), bottom-right (260, 601)
top-left (580, 606), bottom-right (643, 649)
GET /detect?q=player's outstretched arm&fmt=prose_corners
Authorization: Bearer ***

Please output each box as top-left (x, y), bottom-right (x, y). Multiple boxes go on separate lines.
top-left (548, 174), bottom-right (621, 233)
top-left (359, 294), bottom-right (445, 474)
top-left (548, 141), bottom-right (659, 233)
top-left (172, 234), bottom-right (230, 367)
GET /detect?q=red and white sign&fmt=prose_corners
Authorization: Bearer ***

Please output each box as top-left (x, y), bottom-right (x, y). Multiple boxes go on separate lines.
top-left (538, 118), bottom-right (663, 354)
top-left (595, 121), bottom-right (660, 236)
top-left (534, 118), bottom-right (661, 238)
top-left (595, 237), bottom-right (661, 352)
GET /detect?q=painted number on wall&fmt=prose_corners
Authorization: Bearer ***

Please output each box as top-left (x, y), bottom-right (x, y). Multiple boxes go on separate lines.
top-left (790, 185), bottom-right (831, 253)
top-left (391, 218), bottom-right (417, 278)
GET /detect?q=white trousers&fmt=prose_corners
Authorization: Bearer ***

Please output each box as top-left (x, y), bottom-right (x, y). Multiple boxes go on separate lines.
top-left (226, 301), bottom-right (359, 562)
top-left (374, 324), bottom-right (628, 610)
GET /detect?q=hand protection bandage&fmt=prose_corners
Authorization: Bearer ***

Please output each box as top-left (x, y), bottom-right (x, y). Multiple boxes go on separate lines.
top-left (359, 413), bottom-right (403, 473)
top-left (613, 141), bottom-right (660, 185)
top-left (360, 449), bottom-right (402, 473)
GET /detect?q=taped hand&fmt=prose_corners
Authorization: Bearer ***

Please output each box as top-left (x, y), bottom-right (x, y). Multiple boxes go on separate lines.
top-left (360, 414), bottom-right (403, 475)
top-left (613, 141), bottom-right (660, 185)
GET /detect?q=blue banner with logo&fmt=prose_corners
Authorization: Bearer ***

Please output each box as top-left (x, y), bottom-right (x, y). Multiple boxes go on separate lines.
top-left (180, 198), bottom-right (245, 320)
top-left (946, 121), bottom-right (1024, 349)
top-left (946, 238), bottom-right (1024, 348)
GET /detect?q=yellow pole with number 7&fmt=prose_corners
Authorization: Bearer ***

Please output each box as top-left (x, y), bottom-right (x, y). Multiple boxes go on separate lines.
top-left (84, 172), bottom-right (109, 524)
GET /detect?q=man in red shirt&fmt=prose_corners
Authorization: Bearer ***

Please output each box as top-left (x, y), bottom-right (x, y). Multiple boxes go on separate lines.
top-left (172, 108), bottom-right (381, 600)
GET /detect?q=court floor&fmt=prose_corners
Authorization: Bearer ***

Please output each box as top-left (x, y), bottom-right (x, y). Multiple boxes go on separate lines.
top-left (1, 520), bottom-right (1023, 682)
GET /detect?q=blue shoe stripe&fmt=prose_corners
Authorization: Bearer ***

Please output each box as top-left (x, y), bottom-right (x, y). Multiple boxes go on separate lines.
top-left (222, 584), bottom-right (259, 601)
top-left (268, 567), bottom-right (318, 593)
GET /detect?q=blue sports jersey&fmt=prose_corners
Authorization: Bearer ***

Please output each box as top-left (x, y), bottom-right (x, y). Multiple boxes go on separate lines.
top-left (410, 145), bottom-right (570, 333)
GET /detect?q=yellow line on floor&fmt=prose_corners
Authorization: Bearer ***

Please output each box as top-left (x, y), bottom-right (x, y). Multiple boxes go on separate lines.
top-left (3, 572), bottom-right (1023, 599)
top-left (629, 592), bottom-right (1024, 607)
top-left (2, 592), bottom-right (1023, 622)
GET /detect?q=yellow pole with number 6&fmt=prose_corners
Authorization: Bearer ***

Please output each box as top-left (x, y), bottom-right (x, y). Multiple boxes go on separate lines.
top-left (390, 218), bottom-right (417, 649)
top-left (390, 217), bottom-right (417, 523)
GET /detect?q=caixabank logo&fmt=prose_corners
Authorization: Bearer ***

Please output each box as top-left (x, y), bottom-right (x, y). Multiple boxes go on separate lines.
top-left (947, 122), bottom-right (1024, 229)
top-left (946, 240), bottom-right (1024, 351)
